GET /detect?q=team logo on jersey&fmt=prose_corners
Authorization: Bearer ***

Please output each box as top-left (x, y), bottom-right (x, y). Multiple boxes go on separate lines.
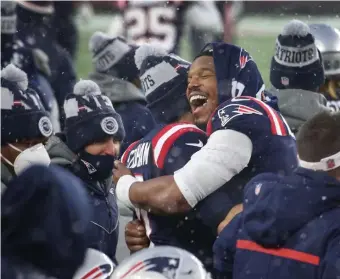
top-left (38, 116), bottom-right (53, 137)
top-left (101, 117), bottom-right (119, 135)
top-left (218, 104), bottom-right (263, 127)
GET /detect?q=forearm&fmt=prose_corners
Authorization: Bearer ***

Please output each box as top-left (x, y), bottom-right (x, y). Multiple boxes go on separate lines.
top-left (117, 175), bottom-right (191, 214)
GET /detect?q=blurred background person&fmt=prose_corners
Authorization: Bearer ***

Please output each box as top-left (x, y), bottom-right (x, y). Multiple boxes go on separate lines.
top-left (108, 0), bottom-right (223, 58)
top-left (267, 20), bottom-right (329, 134)
top-left (88, 32), bottom-right (156, 156)
top-left (16, 0), bottom-right (77, 127)
top-left (310, 23), bottom-right (340, 112)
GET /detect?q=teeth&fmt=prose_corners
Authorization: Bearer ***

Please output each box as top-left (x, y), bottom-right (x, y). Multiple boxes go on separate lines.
top-left (189, 95), bottom-right (207, 103)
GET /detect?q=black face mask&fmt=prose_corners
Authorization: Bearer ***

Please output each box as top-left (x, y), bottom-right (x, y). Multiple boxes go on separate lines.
top-left (78, 151), bottom-right (116, 181)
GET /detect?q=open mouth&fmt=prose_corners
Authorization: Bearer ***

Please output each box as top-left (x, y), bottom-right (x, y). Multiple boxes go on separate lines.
top-left (189, 94), bottom-right (208, 111)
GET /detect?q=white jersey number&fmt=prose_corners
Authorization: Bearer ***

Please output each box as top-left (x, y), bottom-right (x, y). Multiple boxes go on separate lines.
top-left (124, 6), bottom-right (177, 52)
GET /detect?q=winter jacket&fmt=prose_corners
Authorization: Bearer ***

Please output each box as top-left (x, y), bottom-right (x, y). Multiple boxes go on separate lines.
top-left (89, 72), bottom-right (156, 155)
top-left (213, 167), bottom-right (340, 279)
top-left (46, 134), bottom-right (120, 263)
top-left (1, 164), bottom-right (91, 279)
top-left (268, 88), bottom-right (330, 134)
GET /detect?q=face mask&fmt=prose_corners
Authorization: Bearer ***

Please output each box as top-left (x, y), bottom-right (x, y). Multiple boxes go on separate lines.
top-left (1, 143), bottom-right (51, 175)
top-left (79, 151), bottom-right (115, 181)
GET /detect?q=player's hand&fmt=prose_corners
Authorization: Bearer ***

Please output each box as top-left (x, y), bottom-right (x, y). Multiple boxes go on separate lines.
top-left (113, 160), bottom-right (133, 184)
top-left (125, 219), bottom-right (150, 253)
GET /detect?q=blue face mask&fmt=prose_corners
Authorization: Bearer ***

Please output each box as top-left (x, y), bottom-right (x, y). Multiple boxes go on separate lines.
top-left (78, 151), bottom-right (116, 181)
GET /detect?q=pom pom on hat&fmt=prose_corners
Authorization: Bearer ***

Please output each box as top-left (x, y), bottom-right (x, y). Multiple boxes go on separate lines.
top-left (134, 44), bottom-right (168, 70)
top-left (1, 64), bottom-right (28, 91)
top-left (281, 19), bottom-right (310, 37)
top-left (73, 80), bottom-right (101, 96)
top-left (88, 31), bottom-right (112, 54)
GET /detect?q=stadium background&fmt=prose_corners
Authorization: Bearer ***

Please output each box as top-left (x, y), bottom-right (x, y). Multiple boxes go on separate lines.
top-left (75, 1), bottom-right (340, 87)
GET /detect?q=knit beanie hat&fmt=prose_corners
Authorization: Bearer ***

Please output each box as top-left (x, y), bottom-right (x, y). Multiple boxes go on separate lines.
top-left (63, 80), bottom-right (125, 153)
top-left (89, 32), bottom-right (138, 83)
top-left (270, 20), bottom-right (325, 91)
top-left (1, 64), bottom-right (53, 145)
top-left (134, 44), bottom-right (191, 124)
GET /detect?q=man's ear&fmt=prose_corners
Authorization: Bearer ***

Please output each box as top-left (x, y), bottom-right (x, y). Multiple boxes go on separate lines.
top-left (217, 203), bottom-right (243, 235)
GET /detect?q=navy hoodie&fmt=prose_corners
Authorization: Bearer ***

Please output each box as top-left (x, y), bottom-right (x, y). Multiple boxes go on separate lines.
top-left (1, 165), bottom-right (92, 279)
top-left (214, 168), bottom-right (340, 279)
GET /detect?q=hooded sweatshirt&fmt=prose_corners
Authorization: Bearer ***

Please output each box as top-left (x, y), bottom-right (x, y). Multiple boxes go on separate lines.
top-left (214, 168), bottom-right (340, 279)
top-left (1, 164), bottom-right (91, 279)
top-left (46, 134), bottom-right (120, 263)
top-left (268, 88), bottom-right (330, 134)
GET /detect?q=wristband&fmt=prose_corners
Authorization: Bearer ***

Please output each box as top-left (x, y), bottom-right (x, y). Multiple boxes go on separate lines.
top-left (116, 175), bottom-right (137, 210)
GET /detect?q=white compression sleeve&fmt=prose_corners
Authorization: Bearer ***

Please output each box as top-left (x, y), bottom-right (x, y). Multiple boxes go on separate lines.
top-left (173, 129), bottom-right (253, 208)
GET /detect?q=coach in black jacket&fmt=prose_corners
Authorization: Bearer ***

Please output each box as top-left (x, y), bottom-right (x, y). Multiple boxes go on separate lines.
top-left (46, 79), bottom-right (125, 263)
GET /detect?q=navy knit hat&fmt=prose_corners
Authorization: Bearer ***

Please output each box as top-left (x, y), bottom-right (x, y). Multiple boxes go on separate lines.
top-left (270, 20), bottom-right (325, 91)
top-left (63, 80), bottom-right (125, 153)
top-left (89, 32), bottom-right (138, 83)
top-left (134, 44), bottom-right (191, 123)
top-left (1, 64), bottom-right (53, 145)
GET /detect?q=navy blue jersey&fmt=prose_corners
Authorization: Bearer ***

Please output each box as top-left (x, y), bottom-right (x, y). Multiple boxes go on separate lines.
top-left (121, 123), bottom-right (216, 268)
top-left (120, 0), bottom-right (190, 54)
top-left (195, 96), bottom-right (298, 231)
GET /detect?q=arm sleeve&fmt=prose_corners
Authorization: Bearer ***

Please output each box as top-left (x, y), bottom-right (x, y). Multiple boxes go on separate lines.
top-left (174, 129), bottom-right (252, 208)
top-left (162, 131), bottom-right (208, 175)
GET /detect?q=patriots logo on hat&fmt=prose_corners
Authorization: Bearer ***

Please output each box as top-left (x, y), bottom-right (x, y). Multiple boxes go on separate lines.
top-left (38, 116), bottom-right (52, 137)
top-left (120, 256), bottom-right (180, 279)
top-left (218, 103), bottom-right (263, 127)
top-left (101, 116), bottom-right (119, 135)
top-left (281, 76), bottom-right (290, 86)
top-left (81, 264), bottom-right (112, 279)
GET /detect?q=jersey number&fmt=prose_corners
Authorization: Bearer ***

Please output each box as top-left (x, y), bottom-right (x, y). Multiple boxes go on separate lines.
top-left (125, 6), bottom-right (177, 52)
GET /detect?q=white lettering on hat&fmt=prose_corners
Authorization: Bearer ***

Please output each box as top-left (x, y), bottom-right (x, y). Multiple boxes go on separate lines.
top-left (38, 116), bottom-right (53, 137)
top-left (274, 39), bottom-right (319, 67)
top-left (101, 116), bottom-right (119, 135)
top-left (64, 95), bottom-right (114, 119)
top-left (140, 61), bottom-right (179, 96)
top-left (93, 39), bottom-right (132, 72)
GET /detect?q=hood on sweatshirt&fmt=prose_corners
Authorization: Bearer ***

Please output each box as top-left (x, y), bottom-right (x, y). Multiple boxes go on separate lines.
top-left (242, 167), bottom-right (340, 247)
top-left (269, 88), bottom-right (330, 133)
top-left (1, 164), bottom-right (92, 278)
top-left (88, 72), bottom-right (146, 104)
